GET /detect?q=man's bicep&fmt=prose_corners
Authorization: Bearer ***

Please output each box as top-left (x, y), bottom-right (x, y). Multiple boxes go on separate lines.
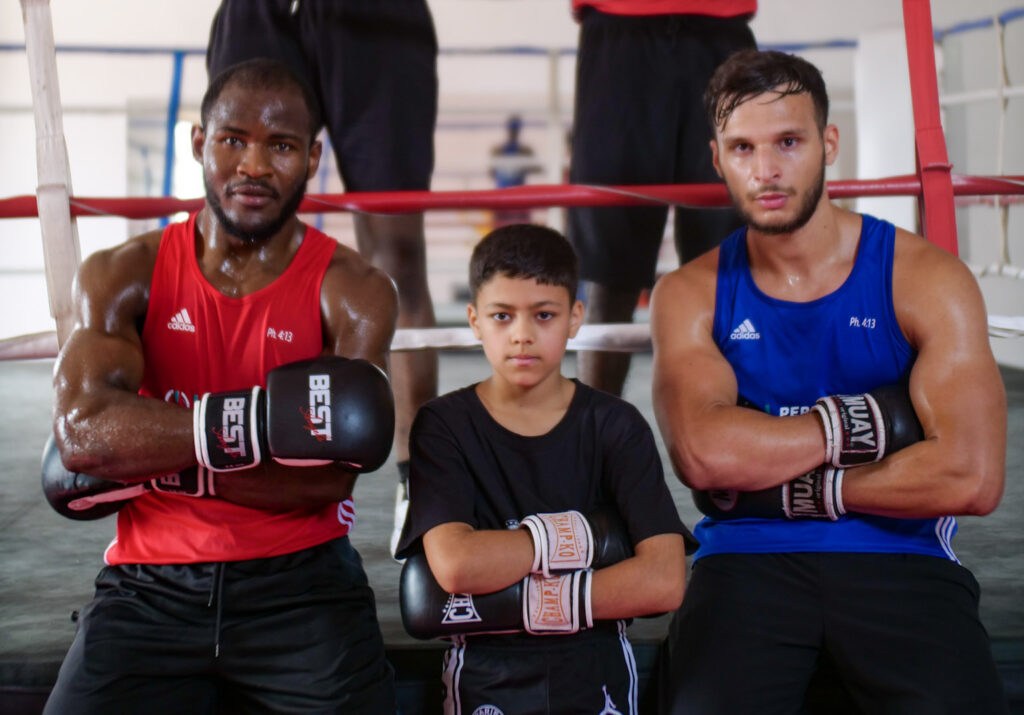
top-left (321, 259), bottom-right (398, 371)
top-left (56, 328), bottom-right (145, 400)
top-left (901, 250), bottom-right (1006, 459)
top-left (651, 268), bottom-right (738, 418)
top-left (55, 250), bottom-right (149, 412)
top-left (651, 315), bottom-right (739, 430)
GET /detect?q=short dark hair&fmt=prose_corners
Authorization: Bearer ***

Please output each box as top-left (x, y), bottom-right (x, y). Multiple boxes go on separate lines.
top-left (704, 49), bottom-right (829, 133)
top-left (201, 58), bottom-right (322, 141)
top-left (469, 224), bottom-right (578, 303)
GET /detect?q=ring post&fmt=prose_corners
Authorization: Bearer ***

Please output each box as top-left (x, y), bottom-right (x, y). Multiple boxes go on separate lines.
top-left (902, 0), bottom-right (958, 256)
top-left (20, 0), bottom-right (81, 346)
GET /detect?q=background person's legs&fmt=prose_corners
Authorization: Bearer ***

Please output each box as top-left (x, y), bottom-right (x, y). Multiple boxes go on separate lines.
top-left (568, 10), bottom-right (755, 396)
top-left (354, 212), bottom-right (438, 467)
top-left (354, 213), bottom-right (438, 556)
top-left (301, 0), bottom-right (440, 555)
top-left (577, 282), bottom-right (644, 396)
top-left (567, 11), bottom-right (675, 397)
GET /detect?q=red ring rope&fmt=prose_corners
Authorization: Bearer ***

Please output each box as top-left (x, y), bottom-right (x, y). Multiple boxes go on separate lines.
top-left (0, 175), bottom-right (1021, 221)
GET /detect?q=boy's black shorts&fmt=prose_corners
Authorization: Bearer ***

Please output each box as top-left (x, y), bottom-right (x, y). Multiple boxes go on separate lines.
top-left (43, 537), bottom-right (396, 715)
top-left (654, 552), bottom-right (1007, 715)
top-left (567, 9), bottom-right (755, 290)
top-left (442, 622), bottom-right (638, 714)
top-left (207, 0), bottom-right (437, 192)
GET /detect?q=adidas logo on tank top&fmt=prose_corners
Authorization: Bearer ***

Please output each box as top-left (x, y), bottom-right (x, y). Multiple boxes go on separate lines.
top-left (729, 318), bottom-right (760, 340)
top-left (167, 308), bottom-right (196, 333)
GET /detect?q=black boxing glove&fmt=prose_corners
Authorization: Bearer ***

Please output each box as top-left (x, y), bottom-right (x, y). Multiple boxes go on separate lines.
top-left (587, 507), bottom-right (634, 568)
top-left (194, 356), bottom-right (395, 474)
top-left (42, 434), bottom-right (215, 520)
top-left (400, 551), bottom-right (593, 639)
top-left (265, 356), bottom-right (394, 471)
top-left (813, 382), bottom-right (924, 467)
top-left (692, 464), bottom-right (846, 522)
top-left (518, 506), bottom-right (633, 577)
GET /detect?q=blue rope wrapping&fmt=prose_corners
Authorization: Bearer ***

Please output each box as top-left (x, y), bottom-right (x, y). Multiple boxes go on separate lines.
top-left (159, 50), bottom-right (184, 229)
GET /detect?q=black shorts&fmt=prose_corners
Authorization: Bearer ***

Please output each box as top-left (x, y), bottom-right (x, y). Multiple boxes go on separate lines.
top-left (441, 622), bottom-right (638, 714)
top-left (43, 537), bottom-right (396, 715)
top-left (207, 0), bottom-right (437, 192)
top-left (567, 10), bottom-right (755, 290)
top-left (654, 552), bottom-right (1007, 715)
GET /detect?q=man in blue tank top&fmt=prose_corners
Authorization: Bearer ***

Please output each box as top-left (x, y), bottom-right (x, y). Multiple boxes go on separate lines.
top-left (649, 49), bottom-right (1008, 713)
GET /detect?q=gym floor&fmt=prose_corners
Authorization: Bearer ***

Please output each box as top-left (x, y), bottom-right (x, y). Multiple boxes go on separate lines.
top-left (1, 351), bottom-right (1021, 713)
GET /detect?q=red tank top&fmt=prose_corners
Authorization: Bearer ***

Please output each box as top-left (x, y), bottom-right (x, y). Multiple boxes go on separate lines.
top-left (571, 0), bottom-right (756, 17)
top-left (104, 212), bottom-right (355, 565)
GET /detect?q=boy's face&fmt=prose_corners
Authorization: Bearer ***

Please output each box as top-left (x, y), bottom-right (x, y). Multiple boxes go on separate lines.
top-left (468, 274), bottom-right (583, 391)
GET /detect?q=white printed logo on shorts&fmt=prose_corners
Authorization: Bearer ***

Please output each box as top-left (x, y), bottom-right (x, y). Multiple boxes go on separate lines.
top-left (441, 593), bottom-right (482, 626)
top-left (729, 318), bottom-right (760, 340)
top-left (600, 685), bottom-right (623, 715)
top-left (472, 706), bottom-right (504, 715)
top-left (167, 308), bottom-right (196, 333)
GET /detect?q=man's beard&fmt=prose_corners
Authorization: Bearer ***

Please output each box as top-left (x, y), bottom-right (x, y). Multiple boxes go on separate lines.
top-left (731, 159), bottom-right (826, 236)
top-left (205, 176), bottom-right (307, 245)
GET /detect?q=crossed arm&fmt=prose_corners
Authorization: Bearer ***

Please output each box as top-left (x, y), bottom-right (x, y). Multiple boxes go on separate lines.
top-left (422, 522), bottom-right (685, 620)
top-left (650, 232), bottom-right (1005, 519)
top-left (52, 233), bottom-right (398, 511)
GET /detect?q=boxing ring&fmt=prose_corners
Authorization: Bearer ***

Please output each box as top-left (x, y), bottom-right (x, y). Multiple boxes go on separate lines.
top-left (0, 171), bottom-right (1022, 358)
top-left (1, 1), bottom-right (1023, 713)
top-left (4, 2), bottom-right (1024, 360)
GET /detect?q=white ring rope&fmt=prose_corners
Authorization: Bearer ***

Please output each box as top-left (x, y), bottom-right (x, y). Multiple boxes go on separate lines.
top-left (970, 263), bottom-right (1024, 280)
top-left (988, 316), bottom-right (1024, 339)
top-left (1, 314), bottom-right (1020, 364)
top-left (0, 324), bottom-right (653, 362)
top-left (5, 6), bottom-right (1023, 363)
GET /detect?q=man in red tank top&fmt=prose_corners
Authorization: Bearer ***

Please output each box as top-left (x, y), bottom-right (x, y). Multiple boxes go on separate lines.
top-left (44, 59), bottom-right (399, 713)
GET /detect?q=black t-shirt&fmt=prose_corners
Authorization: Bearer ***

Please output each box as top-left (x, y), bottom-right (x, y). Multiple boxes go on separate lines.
top-left (396, 379), bottom-right (685, 560)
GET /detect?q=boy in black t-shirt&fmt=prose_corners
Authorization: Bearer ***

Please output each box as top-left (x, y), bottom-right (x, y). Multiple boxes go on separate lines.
top-left (396, 224), bottom-right (687, 714)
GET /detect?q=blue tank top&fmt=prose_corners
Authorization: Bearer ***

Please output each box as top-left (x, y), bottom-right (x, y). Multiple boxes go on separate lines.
top-left (696, 214), bottom-right (959, 562)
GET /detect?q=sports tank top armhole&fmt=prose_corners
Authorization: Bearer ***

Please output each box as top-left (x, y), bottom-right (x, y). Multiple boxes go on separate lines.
top-left (872, 217), bottom-right (915, 362)
top-left (712, 227), bottom-right (748, 345)
top-left (290, 224), bottom-right (338, 301)
top-left (140, 212), bottom-right (196, 343)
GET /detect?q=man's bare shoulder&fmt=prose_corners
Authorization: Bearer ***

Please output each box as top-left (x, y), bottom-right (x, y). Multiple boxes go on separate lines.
top-left (319, 241), bottom-right (398, 360)
top-left (892, 225), bottom-right (981, 298)
top-left (323, 241), bottom-right (397, 299)
top-left (893, 225), bottom-right (965, 270)
top-left (651, 247), bottom-right (720, 310)
top-left (890, 225), bottom-right (987, 347)
top-left (78, 229), bottom-right (163, 293)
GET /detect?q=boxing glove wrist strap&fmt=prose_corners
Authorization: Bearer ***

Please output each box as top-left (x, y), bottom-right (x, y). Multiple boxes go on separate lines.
top-left (150, 466), bottom-right (216, 498)
top-left (782, 465), bottom-right (846, 521)
top-left (813, 393), bottom-right (886, 467)
top-left (194, 386), bottom-right (265, 472)
top-left (519, 510), bottom-right (594, 578)
top-left (523, 569), bottom-right (594, 635)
